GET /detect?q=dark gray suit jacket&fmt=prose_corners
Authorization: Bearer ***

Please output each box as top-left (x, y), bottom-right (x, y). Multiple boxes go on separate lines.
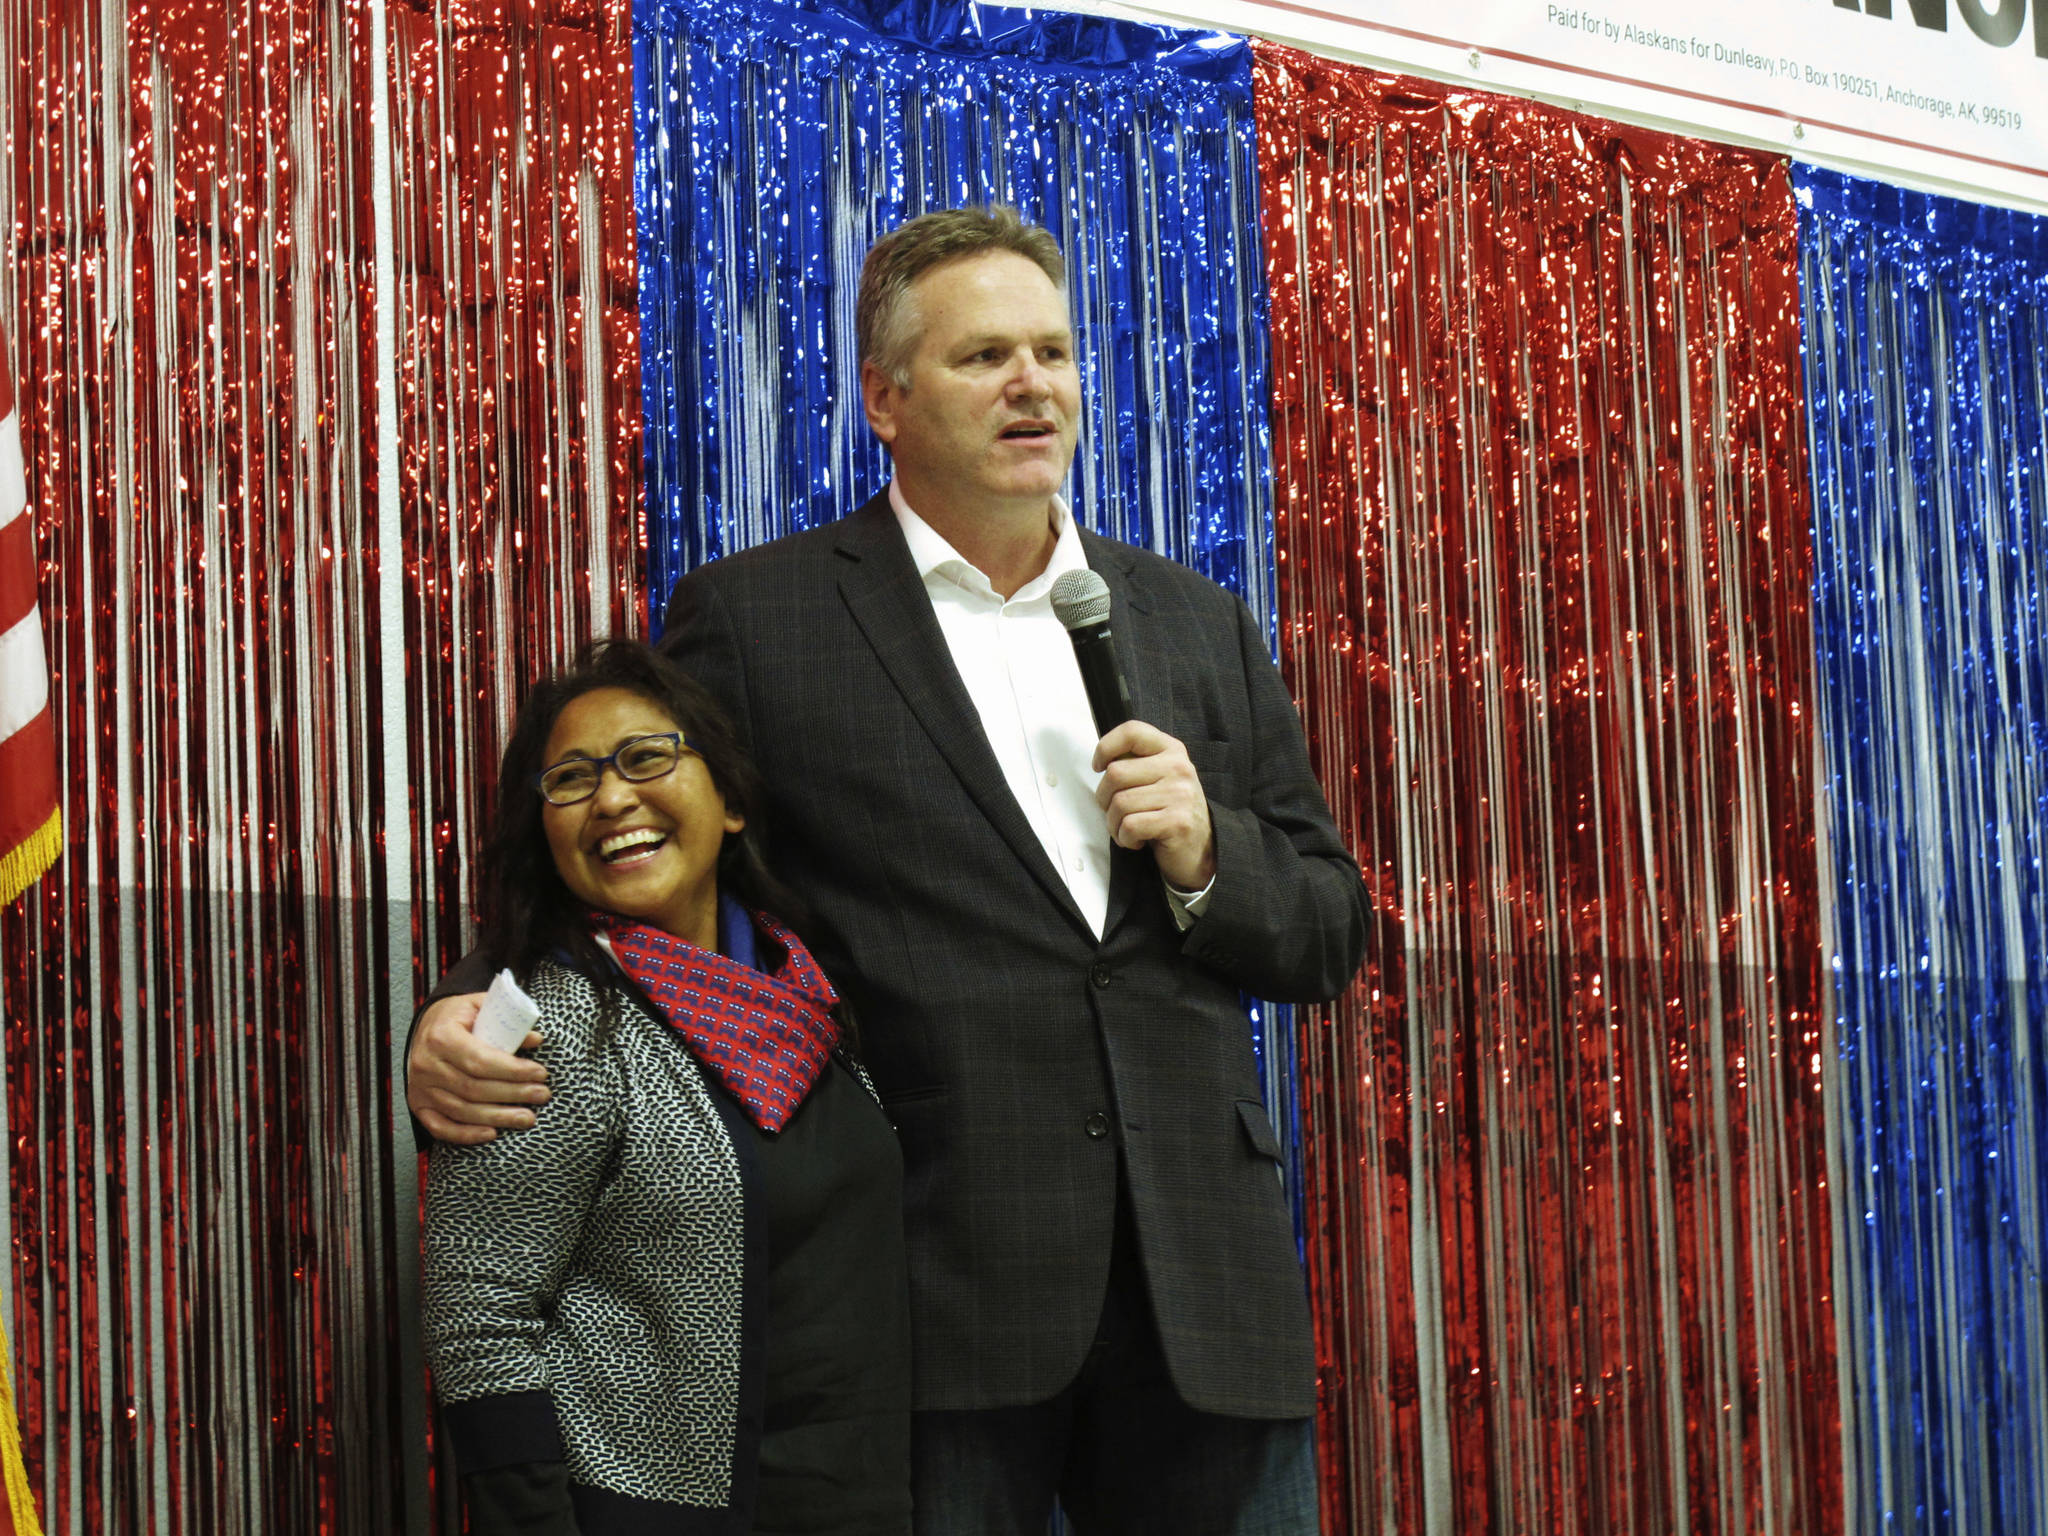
top-left (658, 492), bottom-right (1366, 1419)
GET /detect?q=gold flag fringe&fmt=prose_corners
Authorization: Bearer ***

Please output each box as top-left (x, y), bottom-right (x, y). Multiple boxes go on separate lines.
top-left (0, 1313), bottom-right (39, 1536)
top-left (0, 802), bottom-right (49, 1533)
top-left (0, 809), bottom-right (59, 910)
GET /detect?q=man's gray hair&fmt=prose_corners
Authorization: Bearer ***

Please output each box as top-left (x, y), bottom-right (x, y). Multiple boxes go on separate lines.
top-left (856, 206), bottom-right (1067, 388)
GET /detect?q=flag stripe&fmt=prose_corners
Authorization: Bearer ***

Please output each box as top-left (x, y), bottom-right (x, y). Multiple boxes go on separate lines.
top-left (0, 413), bottom-right (22, 533)
top-left (0, 709), bottom-right (57, 857)
top-left (0, 608), bottom-right (50, 747)
top-left (0, 510), bottom-right (36, 639)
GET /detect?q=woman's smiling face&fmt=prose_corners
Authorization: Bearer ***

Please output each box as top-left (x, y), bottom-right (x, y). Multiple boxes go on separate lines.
top-left (540, 687), bottom-right (743, 950)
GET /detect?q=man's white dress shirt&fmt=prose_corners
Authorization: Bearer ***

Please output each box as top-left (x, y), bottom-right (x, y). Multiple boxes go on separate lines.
top-left (890, 485), bottom-right (1208, 938)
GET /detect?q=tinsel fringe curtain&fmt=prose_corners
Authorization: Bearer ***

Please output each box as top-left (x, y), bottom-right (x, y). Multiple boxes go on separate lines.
top-left (634, 0), bottom-right (1275, 616)
top-left (0, 0), bottom-right (639, 1524)
top-left (1255, 49), bottom-right (1838, 1536)
top-left (1798, 167), bottom-right (2048, 1536)
top-left (6, 0), bottom-right (2047, 1526)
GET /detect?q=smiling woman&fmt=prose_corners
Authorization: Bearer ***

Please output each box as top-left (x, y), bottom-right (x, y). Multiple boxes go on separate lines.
top-left (421, 639), bottom-right (912, 1535)
top-left (537, 693), bottom-right (744, 951)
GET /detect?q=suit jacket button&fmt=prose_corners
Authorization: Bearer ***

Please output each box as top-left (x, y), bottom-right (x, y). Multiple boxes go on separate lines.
top-left (1090, 964), bottom-right (1113, 989)
top-left (1085, 1112), bottom-right (1110, 1139)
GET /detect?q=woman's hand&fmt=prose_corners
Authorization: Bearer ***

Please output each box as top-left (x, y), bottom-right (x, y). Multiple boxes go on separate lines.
top-left (408, 994), bottom-right (552, 1145)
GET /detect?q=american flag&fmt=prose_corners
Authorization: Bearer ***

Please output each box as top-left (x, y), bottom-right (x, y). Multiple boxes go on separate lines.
top-left (0, 338), bottom-right (58, 910)
top-left (0, 333), bottom-right (51, 1535)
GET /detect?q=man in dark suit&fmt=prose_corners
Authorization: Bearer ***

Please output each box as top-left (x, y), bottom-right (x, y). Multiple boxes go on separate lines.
top-left (410, 207), bottom-right (1367, 1532)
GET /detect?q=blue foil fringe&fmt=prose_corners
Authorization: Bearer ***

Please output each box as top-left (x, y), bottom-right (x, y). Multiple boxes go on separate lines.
top-left (1797, 164), bottom-right (2048, 1535)
top-left (632, 0), bottom-right (1272, 620)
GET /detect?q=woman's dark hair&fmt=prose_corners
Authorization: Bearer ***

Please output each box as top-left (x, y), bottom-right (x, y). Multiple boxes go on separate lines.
top-left (476, 638), bottom-right (808, 984)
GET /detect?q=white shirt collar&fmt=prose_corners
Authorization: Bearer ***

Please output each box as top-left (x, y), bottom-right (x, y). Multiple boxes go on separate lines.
top-left (889, 482), bottom-right (1089, 602)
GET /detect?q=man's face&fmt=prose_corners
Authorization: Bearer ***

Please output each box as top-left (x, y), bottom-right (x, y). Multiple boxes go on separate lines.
top-left (863, 250), bottom-right (1082, 514)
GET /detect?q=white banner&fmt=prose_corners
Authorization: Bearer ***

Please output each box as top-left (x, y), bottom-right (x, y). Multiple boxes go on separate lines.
top-left (1100, 0), bottom-right (2048, 210)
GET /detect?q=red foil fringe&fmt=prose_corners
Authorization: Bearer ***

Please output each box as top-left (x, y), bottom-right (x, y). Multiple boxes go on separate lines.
top-left (1254, 48), bottom-right (1838, 1536)
top-left (0, 0), bottom-right (640, 1522)
top-left (386, 0), bottom-right (645, 979)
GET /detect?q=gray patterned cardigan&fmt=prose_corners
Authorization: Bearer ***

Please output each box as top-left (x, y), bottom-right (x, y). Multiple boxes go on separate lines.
top-left (423, 960), bottom-right (772, 1534)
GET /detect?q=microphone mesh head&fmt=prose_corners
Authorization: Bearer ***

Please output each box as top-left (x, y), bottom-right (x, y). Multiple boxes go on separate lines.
top-left (1051, 569), bottom-right (1112, 631)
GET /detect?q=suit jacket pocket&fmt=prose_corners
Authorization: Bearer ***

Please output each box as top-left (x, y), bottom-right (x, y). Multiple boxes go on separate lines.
top-left (1236, 1099), bottom-right (1284, 1162)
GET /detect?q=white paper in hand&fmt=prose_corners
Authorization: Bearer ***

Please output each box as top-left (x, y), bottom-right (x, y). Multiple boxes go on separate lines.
top-left (473, 968), bottom-right (541, 1054)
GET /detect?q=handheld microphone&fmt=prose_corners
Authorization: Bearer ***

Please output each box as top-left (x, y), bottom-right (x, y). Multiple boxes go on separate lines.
top-left (1050, 569), bottom-right (1132, 739)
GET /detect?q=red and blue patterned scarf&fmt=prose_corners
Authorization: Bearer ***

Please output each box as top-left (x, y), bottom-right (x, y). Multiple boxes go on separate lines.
top-left (594, 907), bottom-right (839, 1133)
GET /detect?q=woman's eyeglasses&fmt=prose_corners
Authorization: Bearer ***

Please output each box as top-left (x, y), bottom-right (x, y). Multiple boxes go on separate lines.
top-left (535, 732), bottom-right (688, 806)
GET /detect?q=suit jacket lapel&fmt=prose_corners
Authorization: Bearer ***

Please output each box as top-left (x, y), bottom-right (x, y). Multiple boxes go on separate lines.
top-left (833, 496), bottom-right (1093, 934)
top-left (1081, 532), bottom-right (1170, 937)
top-left (1081, 532), bottom-right (1158, 722)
